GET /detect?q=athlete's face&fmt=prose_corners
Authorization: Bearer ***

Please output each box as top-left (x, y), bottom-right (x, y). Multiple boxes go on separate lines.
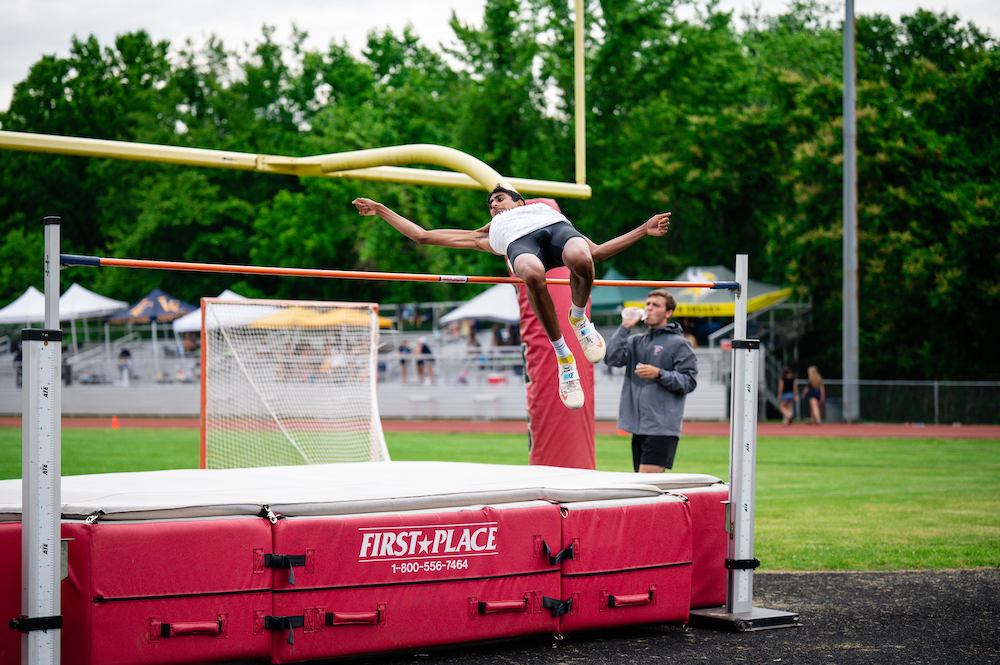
top-left (488, 192), bottom-right (524, 218)
top-left (643, 295), bottom-right (673, 328)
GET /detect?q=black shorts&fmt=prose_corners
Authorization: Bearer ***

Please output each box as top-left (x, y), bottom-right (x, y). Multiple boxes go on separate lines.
top-left (631, 434), bottom-right (680, 471)
top-left (506, 222), bottom-right (586, 272)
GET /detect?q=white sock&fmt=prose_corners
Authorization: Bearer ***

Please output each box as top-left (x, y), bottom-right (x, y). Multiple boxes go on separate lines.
top-left (570, 305), bottom-right (587, 321)
top-left (550, 337), bottom-right (571, 358)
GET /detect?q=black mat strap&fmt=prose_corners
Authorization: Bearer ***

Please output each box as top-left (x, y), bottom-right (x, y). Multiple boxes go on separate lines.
top-left (725, 558), bottom-right (761, 570)
top-left (542, 541), bottom-right (575, 565)
top-left (9, 615), bottom-right (62, 633)
top-left (265, 553), bottom-right (306, 585)
top-left (541, 596), bottom-right (573, 617)
top-left (264, 615), bottom-right (304, 645)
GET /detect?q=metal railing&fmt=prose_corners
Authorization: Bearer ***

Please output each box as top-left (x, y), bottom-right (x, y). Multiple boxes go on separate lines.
top-left (805, 379), bottom-right (1000, 426)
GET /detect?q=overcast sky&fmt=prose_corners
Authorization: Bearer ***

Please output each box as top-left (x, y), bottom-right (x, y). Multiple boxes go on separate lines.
top-left (2, 0), bottom-right (998, 112)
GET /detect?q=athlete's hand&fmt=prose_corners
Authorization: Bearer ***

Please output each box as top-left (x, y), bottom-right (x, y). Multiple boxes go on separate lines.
top-left (645, 212), bottom-right (671, 237)
top-left (353, 198), bottom-right (379, 216)
top-left (634, 362), bottom-right (661, 380)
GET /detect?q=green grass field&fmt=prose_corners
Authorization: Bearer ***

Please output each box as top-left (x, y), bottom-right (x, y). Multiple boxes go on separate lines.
top-left (1, 427), bottom-right (997, 572)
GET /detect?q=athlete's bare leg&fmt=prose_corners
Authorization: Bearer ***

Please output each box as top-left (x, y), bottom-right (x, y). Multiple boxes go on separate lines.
top-left (561, 237), bottom-right (595, 309)
top-left (512, 253), bottom-right (561, 341)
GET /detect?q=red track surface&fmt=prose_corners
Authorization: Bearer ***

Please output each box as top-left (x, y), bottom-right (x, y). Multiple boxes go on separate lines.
top-left (1, 417), bottom-right (997, 439)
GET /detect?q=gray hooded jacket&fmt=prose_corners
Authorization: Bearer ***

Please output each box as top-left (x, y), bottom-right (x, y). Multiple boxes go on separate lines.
top-left (604, 320), bottom-right (698, 436)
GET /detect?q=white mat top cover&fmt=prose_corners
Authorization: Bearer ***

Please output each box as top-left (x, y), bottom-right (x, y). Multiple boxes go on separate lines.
top-left (0, 461), bottom-right (721, 522)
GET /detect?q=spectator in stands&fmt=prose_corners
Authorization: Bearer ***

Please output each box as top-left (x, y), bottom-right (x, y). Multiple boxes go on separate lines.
top-left (118, 348), bottom-right (132, 387)
top-left (398, 340), bottom-right (411, 384)
top-left (466, 330), bottom-right (481, 355)
top-left (415, 336), bottom-right (435, 386)
top-left (13, 344), bottom-right (22, 387)
top-left (605, 289), bottom-right (698, 473)
top-left (779, 365), bottom-right (797, 426)
top-left (801, 365), bottom-right (825, 424)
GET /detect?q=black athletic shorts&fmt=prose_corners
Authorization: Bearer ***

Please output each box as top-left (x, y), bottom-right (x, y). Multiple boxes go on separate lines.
top-left (631, 434), bottom-right (680, 471)
top-left (506, 222), bottom-right (587, 272)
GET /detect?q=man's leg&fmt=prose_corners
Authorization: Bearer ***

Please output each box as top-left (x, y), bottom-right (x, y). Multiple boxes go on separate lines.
top-left (561, 237), bottom-right (606, 363)
top-left (633, 434), bottom-right (678, 473)
top-left (513, 253), bottom-right (584, 410)
top-left (561, 237), bottom-right (596, 308)
top-left (513, 254), bottom-right (562, 341)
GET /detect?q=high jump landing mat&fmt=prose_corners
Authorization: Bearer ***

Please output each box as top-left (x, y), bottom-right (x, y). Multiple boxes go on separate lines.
top-left (0, 462), bottom-right (728, 665)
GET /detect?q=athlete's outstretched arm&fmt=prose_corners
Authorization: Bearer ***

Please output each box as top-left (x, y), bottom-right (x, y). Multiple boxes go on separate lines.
top-left (588, 212), bottom-right (671, 263)
top-left (353, 198), bottom-right (495, 253)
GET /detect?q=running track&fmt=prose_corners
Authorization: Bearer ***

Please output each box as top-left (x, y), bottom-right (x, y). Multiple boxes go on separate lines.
top-left (1, 417), bottom-right (997, 439)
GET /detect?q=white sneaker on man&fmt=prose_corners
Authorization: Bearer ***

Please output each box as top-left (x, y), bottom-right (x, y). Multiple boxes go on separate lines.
top-left (557, 354), bottom-right (585, 410)
top-left (569, 311), bottom-right (606, 363)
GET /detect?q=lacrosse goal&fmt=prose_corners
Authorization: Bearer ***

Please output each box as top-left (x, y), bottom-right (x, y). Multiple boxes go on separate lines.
top-left (199, 297), bottom-right (390, 469)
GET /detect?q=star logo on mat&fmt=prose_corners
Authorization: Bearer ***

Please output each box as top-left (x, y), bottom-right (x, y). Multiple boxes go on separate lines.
top-left (418, 536), bottom-right (432, 553)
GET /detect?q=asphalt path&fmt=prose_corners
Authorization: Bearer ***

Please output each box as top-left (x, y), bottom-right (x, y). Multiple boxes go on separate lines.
top-left (345, 569), bottom-right (1000, 665)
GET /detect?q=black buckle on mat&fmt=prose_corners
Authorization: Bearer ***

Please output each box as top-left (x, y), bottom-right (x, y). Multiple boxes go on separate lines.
top-left (542, 541), bottom-right (575, 565)
top-left (725, 558), bottom-right (761, 570)
top-left (264, 553), bottom-right (306, 585)
top-left (9, 615), bottom-right (63, 633)
top-left (264, 615), bottom-right (304, 645)
top-left (541, 596), bottom-right (573, 617)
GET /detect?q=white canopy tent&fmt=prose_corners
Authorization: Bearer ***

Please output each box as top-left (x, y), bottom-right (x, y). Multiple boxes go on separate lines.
top-left (171, 290), bottom-right (284, 335)
top-left (0, 285), bottom-right (45, 325)
top-left (0, 284), bottom-right (129, 355)
top-left (0, 283), bottom-right (128, 324)
top-left (61, 284), bottom-right (130, 356)
top-left (438, 284), bottom-right (520, 326)
top-left (60, 283), bottom-right (129, 320)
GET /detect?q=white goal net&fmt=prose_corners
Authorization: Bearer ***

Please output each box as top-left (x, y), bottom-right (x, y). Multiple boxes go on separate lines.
top-left (200, 297), bottom-right (391, 469)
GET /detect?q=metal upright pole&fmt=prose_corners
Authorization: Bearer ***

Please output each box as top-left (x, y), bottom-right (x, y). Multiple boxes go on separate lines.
top-left (690, 255), bottom-right (799, 632)
top-left (15, 217), bottom-right (63, 664)
top-left (843, 0), bottom-right (860, 422)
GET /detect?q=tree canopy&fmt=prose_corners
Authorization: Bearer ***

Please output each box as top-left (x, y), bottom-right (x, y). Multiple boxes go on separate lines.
top-left (0, 0), bottom-right (997, 380)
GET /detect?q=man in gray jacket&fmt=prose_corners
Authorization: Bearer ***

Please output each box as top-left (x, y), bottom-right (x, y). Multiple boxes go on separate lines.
top-left (605, 289), bottom-right (698, 473)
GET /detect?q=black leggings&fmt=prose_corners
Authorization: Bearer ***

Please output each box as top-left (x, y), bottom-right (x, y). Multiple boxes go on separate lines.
top-left (506, 222), bottom-right (586, 272)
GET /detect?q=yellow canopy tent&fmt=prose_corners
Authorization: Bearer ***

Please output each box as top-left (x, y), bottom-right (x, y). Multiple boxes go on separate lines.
top-left (249, 307), bottom-right (326, 328)
top-left (315, 308), bottom-right (394, 329)
top-left (621, 266), bottom-right (792, 317)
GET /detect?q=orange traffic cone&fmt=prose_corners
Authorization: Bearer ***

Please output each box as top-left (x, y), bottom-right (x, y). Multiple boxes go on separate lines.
top-left (112, 415), bottom-right (120, 430)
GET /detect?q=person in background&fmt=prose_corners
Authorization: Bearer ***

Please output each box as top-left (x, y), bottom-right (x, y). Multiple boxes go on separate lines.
top-left (415, 336), bottom-right (435, 386)
top-left (13, 344), bottom-right (22, 387)
top-left (778, 365), bottom-right (797, 426)
top-left (398, 339), bottom-right (411, 384)
top-left (801, 365), bottom-right (825, 425)
top-left (605, 289), bottom-right (698, 473)
top-left (118, 347), bottom-right (132, 387)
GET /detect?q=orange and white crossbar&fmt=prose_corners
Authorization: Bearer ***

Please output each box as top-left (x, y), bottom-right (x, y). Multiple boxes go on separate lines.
top-left (60, 254), bottom-right (741, 291)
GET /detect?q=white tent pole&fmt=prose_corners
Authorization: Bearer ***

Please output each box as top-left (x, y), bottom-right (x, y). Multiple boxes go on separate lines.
top-left (152, 319), bottom-right (160, 381)
top-left (105, 321), bottom-right (111, 383)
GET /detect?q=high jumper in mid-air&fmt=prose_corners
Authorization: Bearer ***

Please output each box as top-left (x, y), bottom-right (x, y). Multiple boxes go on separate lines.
top-left (353, 186), bottom-right (671, 410)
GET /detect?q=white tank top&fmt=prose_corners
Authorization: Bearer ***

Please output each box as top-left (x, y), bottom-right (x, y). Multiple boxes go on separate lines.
top-left (488, 203), bottom-right (570, 256)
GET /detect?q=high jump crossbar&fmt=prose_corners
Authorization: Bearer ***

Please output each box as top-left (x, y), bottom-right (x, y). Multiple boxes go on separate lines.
top-left (60, 254), bottom-right (742, 292)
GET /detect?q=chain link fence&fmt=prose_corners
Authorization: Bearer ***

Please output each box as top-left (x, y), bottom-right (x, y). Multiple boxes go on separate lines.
top-left (798, 380), bottom-right (1000, 425)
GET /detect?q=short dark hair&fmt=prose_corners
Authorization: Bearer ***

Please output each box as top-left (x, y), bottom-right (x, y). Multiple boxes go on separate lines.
top-left (487, 185), bottom-right (524, 205)
top-left (647, 289), bottom-right (676, 311)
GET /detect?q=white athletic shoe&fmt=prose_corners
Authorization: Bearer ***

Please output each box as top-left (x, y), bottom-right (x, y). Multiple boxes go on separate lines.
top-left (557, 355), bottom-right (585, 410)
top-left (569, 311), bottom-right (606, 363)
